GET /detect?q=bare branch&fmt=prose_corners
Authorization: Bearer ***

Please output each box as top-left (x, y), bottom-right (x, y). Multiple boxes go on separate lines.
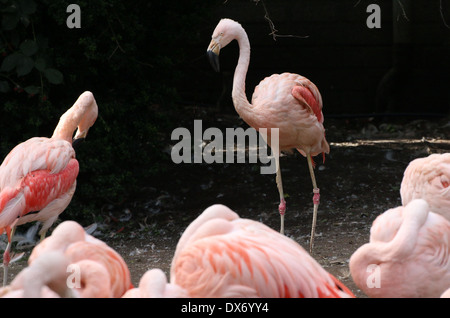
top-left (440, 0), bottom-right (450, 28)
top-left (254, 0), bottom-right (309, 41)
top-left (395, 0), bottom-right (409, 21)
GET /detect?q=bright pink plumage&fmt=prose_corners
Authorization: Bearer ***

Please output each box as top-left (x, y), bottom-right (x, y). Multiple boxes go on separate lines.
top-left (0, 91), bottom-right (98, 286)
top-left (0, 138), bottom-right (79, 237)
top-left (349, 199), bottom-right (450, 298)
top-left (170, 204), bottom-right (354, 298)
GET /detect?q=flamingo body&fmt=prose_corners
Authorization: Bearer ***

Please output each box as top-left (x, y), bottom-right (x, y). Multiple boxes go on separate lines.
top-left (29, 220), bottom-right (133, 298)
top-left (251, 73), bottom-right (328, 155)
top-left (0, 138), bottom-right (78, 236)
top-left (400, 153), bottom-right (450, 221)
top-left (349, 199), bottom-right (450, 298)
top-left (170, 204), bottom-right (354, 298)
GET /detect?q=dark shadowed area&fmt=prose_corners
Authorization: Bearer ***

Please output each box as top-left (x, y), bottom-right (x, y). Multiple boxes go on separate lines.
top-left (1, 0), bottom-right (449, 298)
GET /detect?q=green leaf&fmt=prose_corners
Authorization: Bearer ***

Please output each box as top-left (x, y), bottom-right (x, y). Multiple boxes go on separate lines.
top-left (0, 52), bottom-right (21, 72)
top-left (1, 12), bottom-right (19, 30)
top-left (24, 85), bottom-right (39, 95)
top-left (18, 0), bottom-right (37, 15)
top-left (34, 57), bottom-right (46, 72)
top-left (0, 80), bottom-right (10, 93)
top-left (44, 68), bottom-right (63, 84)
top-left (16, 55), bottom-right (34, 76)
top-left (19, 39), bottom-right (38, 56)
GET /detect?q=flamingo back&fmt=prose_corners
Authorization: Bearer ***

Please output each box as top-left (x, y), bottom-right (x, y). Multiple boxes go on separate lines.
top-left (251, 73), bottom-right (329, 155)
top-left (171, 204), bottom-right (354, 298)
top-left (400, 153), bottom-right (450, 221)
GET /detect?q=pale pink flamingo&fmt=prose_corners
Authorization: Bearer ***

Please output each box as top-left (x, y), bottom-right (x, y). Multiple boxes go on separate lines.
top-left (122, 268), bottom-right (188, 298)
top-left (170, 204), bottom-right (354, 298)
top-left (28, 220), bottom-right (133, 297)
top-left (441, 287), bottom-right (450, 298)
top-left (0, 251), bottom-right (72, 298)
top-left (0, 251), bottom-right (113, 298)
top-left (0, 91), bottom-right (98, 285)
top-left (349, 199), bottom-right (450, 298)
top-left (400, 153), bottom-right (450, 221)
top-left (207, 19), bottom-right (329, 251)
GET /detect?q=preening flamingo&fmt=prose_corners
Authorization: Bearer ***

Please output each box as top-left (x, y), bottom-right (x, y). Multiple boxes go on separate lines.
top-left (0, 91), bottom-right (98, 286)
top-left (207, 19), bottom-right (329, 251)
top-left (0, 251), bottom-right (73, 298)
top-left (349, 199), bottom-right (450, 298)
top-left (170, 204), bottom-right (354, 298)
top-left (28, 220), bottom-right (133, 297)
top-left (400, 153), bottom-right (450, 221)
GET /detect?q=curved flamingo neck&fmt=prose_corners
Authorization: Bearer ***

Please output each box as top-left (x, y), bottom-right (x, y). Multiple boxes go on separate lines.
top-left (231, 25), bottom-right (254, 121)
top-left (52, 108), bottom-right (83, 143)
top-left (51, 92), bottom-right (96, 144)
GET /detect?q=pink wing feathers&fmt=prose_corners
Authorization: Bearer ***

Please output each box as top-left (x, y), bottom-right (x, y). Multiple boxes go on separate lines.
top-left (291, 78), bottom-right (324, 123)
top-left (0, 138), bottom-right (78, 235)
top-left (171, 204), bottom-right (354, 298)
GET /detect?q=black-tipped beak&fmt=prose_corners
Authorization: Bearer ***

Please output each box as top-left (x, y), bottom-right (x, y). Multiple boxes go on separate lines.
top-left (207, 50), bottom-right (220, 73)
top-left (72, 137), bottom-right (85, 150)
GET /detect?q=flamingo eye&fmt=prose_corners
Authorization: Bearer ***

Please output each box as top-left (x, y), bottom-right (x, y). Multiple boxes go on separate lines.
top-left (443, 181), bottom-right (449, 188)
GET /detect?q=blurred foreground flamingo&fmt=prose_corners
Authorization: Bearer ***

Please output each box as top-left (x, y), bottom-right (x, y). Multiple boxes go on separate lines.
top-left (349, 199), bottom-right (450, 298)
top-left (122, 268), bottom-right (188, 298)
top-left (0, 91), bottom-right (98, 286)
top-left (0, 251), bottom-right (73, 298)
top-left (207, 19), bottom-right (329, 251)
top-left (400, 153), bottom-right (450, 221)
top-left (169, 204), bottom-right (354, 298)
top-left (28, 220), bottom-right (133, 297)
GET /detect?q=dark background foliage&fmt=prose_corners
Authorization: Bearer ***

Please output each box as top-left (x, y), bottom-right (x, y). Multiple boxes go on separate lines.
top-left (0, 0), bottom-right (215, 220)
top-left (1, 0), bottom-right (449, 222)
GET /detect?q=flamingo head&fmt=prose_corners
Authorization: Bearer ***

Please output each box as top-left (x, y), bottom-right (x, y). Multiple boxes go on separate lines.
top-left (72, 92), bottom-right (98, 145)
top-left (207, 18), bottom-right (243, 72)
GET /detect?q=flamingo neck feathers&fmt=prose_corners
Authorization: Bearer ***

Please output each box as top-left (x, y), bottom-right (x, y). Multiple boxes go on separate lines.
top-left (231, 24), bottom-right (254, 121)
top-left (51, 92), bottom-right (96, 144)
top-left (52, 107), bottom-right (83, 143)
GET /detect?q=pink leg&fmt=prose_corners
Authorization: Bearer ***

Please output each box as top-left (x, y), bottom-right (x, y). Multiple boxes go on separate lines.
top-left (275, 155), bottom-right (286, 235)
top-left (3, 242), bottom-right (11, 287)
top-left (307, 155), bottom-right (320, 253)
top-left (2, 225), bottom-right (16, 287)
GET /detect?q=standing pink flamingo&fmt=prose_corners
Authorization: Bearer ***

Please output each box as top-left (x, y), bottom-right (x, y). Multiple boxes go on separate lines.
top-left (400, 153), bottom-right (450, 221)
top-left (349, 199), bottom-right (450, 298)
top-left (0, 91), bottom-right (98, 286)
top-left (207, 19), bottom-right (329, 251)
top-left (170, 204), bottom-right (354, 298)
top-left (28, 220), bottom-right (133, 298)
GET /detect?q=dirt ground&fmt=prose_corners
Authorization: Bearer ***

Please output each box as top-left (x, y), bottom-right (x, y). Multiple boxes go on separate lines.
top-left (4, 110), bottom-right (450, 298)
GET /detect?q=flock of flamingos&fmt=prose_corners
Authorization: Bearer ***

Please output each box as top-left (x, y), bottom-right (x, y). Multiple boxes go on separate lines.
top-left (0, 18), bottom-right (449, 298)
